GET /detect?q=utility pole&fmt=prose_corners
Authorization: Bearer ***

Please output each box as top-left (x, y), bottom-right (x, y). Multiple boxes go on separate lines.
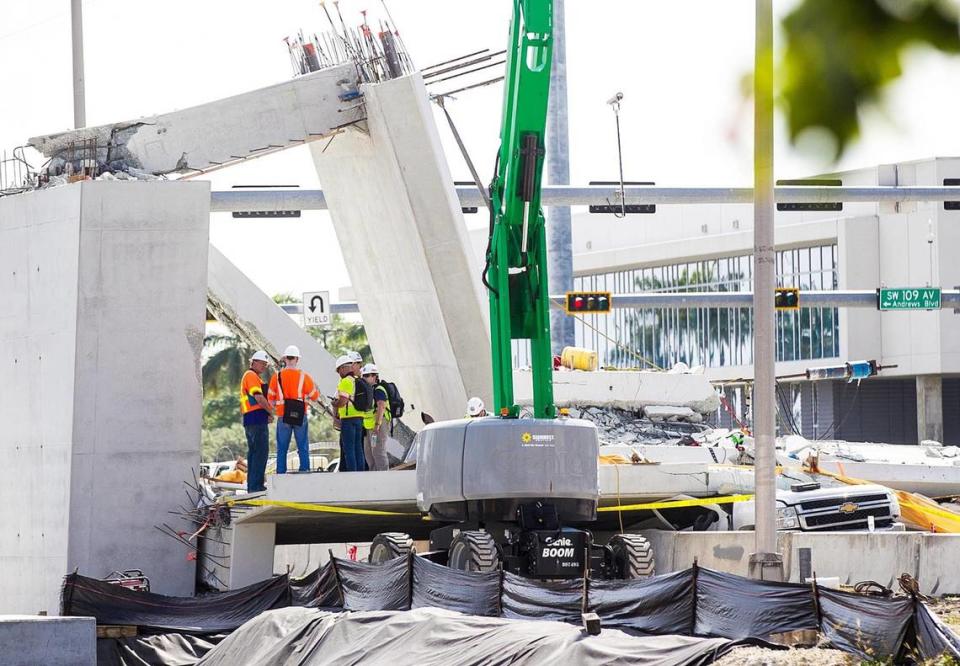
top-left (546, 0), bottom-right (574, 353)
top-left (71, 0), bottom-right (86, 128)
top-left (750, 0), bottom-right (782, 580)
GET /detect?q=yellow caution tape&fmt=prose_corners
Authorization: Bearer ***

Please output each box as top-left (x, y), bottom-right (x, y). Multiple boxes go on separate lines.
top-left (225, 498), bottom-right (419, 516)
top-left (227, 495), bottom-right (756, 517)
top-left (598, 494), bottom-right (755, 513)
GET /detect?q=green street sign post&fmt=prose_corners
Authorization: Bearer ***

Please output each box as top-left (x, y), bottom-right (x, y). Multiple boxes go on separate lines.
top-left (877, 287), bottom-right (942, 311)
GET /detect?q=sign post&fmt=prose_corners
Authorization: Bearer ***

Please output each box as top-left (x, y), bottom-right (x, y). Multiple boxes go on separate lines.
top-left (302, 291), bottom-right (332, 329)
top-left (877, 287), bottom-right (942, 311)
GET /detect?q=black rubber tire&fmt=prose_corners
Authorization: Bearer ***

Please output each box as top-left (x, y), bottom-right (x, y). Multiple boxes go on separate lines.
top-left (609, 533), bottom-right (655, 579)
top-left (368, 532), bottom-right (414, 564)
top-left (447, 531), bottom-right (499, 572)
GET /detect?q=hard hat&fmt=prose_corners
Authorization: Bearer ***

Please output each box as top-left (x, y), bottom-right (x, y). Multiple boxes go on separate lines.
top-left (283, 345), bottom-right (301, 358)
top-left (347, 350), bottom-right (363, 363)
top-left (335, 355), bottom-right (353, 369)
top-left (250, 350), bottom-right (270, 363)
top-left (467, 397), bottom-right (485, 417)
top-left (361, 363), bottom-right (379, 376)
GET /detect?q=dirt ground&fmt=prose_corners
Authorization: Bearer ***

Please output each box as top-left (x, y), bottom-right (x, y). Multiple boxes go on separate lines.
top-left (713, 646), bottom-right (853, 665)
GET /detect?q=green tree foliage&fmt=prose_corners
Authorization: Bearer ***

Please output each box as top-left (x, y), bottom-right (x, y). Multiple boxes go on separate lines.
top-left (781, 0), bottom-right (960, 159)
top-left (202, 334), bottom-right (255, 396)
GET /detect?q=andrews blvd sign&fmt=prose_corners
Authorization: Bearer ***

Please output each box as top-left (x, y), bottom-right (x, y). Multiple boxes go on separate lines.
top-left (877, 287), bottom-right (942, 311)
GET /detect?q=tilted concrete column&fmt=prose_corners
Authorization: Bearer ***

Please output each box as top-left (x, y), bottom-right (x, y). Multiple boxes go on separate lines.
top-left (917, 375), bottom-right (944, 443)
top-left (311, 73), bottom-right (491, 421)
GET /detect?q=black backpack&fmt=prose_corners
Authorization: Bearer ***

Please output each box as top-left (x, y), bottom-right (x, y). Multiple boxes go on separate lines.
top-left (352, 376), bottom-right (375, 412)
top-left (378, 381), bottom-right (405, 419)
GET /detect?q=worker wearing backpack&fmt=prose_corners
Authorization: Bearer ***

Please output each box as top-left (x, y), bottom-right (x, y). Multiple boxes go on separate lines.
top-left (334, 354), bottom-right (371, 472)
top-left (360, 364), bottom-right (391, 471)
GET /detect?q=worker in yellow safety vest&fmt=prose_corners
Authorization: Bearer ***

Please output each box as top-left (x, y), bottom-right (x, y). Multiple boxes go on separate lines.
top-left (360, 363), bottom-right (391, 471)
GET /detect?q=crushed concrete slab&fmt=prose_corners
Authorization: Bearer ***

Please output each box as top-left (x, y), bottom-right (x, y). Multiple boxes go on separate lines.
top-left (29, 63), bottom-right (358, 177)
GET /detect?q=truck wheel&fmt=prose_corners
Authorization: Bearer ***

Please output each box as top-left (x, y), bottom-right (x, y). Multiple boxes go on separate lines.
top-left (609, 533), bottom-right (655, 579)
top-left (447, 531), bottom-right (499, 572)
top-left (369, 532), bottom-right (414, 564)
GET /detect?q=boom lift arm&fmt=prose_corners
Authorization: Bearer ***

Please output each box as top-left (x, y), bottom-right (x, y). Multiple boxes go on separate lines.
top-left (486, 0), bottom-right (556, 419)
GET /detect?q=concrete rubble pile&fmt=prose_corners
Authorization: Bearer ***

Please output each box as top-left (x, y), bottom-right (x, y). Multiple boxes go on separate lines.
top-left (569, 405), bottom-right (710, 447)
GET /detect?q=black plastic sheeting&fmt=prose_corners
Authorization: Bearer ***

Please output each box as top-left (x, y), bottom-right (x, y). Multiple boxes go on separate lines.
top-left (694, 567), bottom-right (818, 640)
top-left (411, 555), bottom-right (500, 616)
top-left (63, 559), bottom-right (960, 663)
top-left (501, 571), bottom-right (583, 622)
top-left (590, 568), bottom-right (695, 635)
top-left (818, 587), bottom-right (914, 661)
top-left (61, 572), bottom-right (291, 634)
top-left (915, 602), bottom-right (960, 660)
top-left (334, 556), bottom-right (410, 611)
top-left (288, 562), bottom-right (340, 608)
top-left (196, 606), bottom-right (754, 666)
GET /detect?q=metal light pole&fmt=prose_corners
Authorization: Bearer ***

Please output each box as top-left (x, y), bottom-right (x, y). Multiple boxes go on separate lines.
top-left (750, 0), bottom-right (782, 580)
top-left (546, 0), bottom-right (574, 353)
top-left (71, 0), bottom-right (86, 128)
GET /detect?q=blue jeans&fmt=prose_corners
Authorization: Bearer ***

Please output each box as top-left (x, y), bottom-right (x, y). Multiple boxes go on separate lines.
top-left (244, 422), bottom-right (269, 492)
top-left (339, 418), bottom-right (365, 472)
top-left (276, 418), bottom-right (310, 473)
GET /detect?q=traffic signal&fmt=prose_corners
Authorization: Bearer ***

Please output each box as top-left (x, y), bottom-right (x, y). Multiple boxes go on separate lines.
top-left (565, 291), bottom-right (612, 314)
top-left (775, 288), bottom-right (800, 310)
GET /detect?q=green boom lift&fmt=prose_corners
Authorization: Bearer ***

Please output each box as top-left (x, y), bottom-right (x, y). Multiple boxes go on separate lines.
top-left (485, 0), bottom-right (556, 419)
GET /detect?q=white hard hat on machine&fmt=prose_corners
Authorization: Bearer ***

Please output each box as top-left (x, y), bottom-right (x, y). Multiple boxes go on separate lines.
top-left (466, 397), bottom-right (486, 417)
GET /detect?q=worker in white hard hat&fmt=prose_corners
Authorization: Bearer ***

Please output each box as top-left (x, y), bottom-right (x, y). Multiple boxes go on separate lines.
top-left (466, 397), bottom-right (487, 418)
top-left (360, 363), bottom-right (391, 471)
top-left (267, 345), bottom-right (319, 473)
top-left (240, 350), bottom-right (274, 492)
top-left (334, 354), bottom-right (365, 471)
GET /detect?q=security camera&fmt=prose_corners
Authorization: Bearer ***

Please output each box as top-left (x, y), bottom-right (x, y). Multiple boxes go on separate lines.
top-left (606, 92), bottom-right (623, 106)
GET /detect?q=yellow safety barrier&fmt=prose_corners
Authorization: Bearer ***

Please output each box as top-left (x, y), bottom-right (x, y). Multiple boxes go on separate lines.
top-left (225, 498), bottom-right (419, 516)
top-left (598, 494), bottom-right (755, 513)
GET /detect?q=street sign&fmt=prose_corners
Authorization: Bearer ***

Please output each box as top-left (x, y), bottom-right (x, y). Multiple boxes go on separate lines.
top-left (302, 291), bottom-right (332, 329)
top-left (877, 287), bottom-right (942, 311)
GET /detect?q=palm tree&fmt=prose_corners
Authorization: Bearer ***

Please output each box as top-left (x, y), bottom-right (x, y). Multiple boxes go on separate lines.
top-left (202, 334), bottom-right (251, 396)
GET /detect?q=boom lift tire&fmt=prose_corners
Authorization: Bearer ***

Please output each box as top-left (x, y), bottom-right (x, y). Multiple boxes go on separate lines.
top-left (609, 533), bottom-right (655, 579)
top-left (447, 531), bottom-right (499, 572)
top-left (369, 532), bottom-right (414, 564)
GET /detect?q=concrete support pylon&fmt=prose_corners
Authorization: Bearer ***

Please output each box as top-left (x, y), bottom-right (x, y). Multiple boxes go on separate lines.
top-left (310, 74), bottom-right (492, 422)
top-left (917, 375), bottom-right (944, 443)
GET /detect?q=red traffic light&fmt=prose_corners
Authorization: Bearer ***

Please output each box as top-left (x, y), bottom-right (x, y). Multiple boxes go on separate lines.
top-left (565, 291), bottom-right (612, 314)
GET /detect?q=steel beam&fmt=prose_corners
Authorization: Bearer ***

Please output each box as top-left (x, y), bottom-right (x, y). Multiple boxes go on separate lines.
top-left (210, 185), bottom-right (960, 212)
top-left (277, 290), bottom-right (960, 315)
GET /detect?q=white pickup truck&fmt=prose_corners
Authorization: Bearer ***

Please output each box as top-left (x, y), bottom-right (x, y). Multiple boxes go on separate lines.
top-left (731, 470), bottom-right (903, 532)
top-left (645, 469), bottom-right (903, 533)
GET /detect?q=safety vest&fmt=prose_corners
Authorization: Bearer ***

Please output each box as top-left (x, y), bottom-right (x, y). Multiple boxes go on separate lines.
top-left (240, 370), bottom-right (266, 415)
top-left (268, 368), bottom-right (319, 417)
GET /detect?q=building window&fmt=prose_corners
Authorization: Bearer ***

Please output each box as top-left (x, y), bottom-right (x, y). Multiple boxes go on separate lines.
top-left (549, 244), bottom-right (841, 370)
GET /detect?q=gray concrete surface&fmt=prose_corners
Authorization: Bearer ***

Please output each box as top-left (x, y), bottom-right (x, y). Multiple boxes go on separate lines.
top-left (0, 615), bottom-right (95, 666)
top-left (514, 369), bottom-right (721, 414)
top-left (1, 181), bottom-right (207, 613)
top-left (644, 529), bottom-right (960, 595)
top-left (311, 73), bottom-right (491, 421)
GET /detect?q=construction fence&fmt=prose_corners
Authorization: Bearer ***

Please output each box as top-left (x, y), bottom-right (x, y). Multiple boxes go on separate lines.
top-left (64, 556), bottom-right (960, 664)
